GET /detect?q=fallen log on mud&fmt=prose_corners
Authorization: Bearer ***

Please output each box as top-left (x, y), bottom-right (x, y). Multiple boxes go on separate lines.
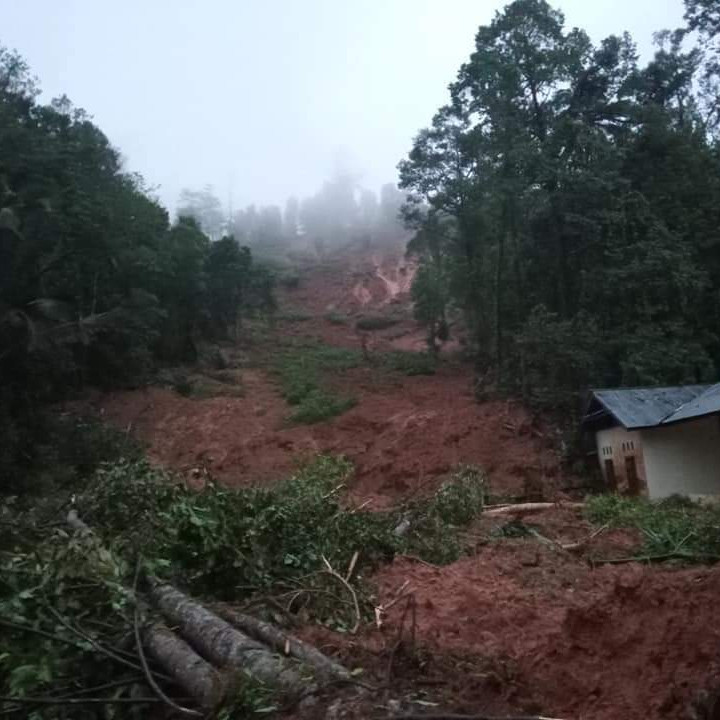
top-left (149, 581), bottom-right (310, 697)
top-left (143, 622), bottom-right (223, 710)
top-left (483, 502), bottom-right (584, 517)
top-left (214, 604), bottom-right (350, 682)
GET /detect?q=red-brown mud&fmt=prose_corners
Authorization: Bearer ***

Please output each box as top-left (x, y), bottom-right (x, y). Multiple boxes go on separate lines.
top-left (91, 247), bottom-right (720, 719)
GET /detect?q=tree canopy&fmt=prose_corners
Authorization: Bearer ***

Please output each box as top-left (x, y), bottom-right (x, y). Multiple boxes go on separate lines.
top-left (0, 47), bottom-right (275, 480)
top-left (400, 0), bottom-right (720, 411)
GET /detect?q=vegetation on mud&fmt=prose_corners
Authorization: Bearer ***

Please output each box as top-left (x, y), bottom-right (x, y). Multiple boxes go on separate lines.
top-left (355, 315), bottom-right (400, 332)
top-left (586, 494), bottom-right (720, 560)
top-left (272, 341), bottom-right (438, 423)
top-left (273, 342), bottom-right (362, 423)
top-left (1, 449), bottom-right (486, 712)
top-left (381, 350), bottom-right (437, 376)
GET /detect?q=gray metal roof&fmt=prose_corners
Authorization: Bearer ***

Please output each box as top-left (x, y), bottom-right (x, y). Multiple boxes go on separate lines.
top-left (588, 385), bottom-right (712, 429)
top-left (663, 383), bottom-right (720, 424)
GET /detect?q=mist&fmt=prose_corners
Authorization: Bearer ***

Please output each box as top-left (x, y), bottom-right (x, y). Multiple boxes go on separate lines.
top-left (2, 0), bottom-right (685, 215)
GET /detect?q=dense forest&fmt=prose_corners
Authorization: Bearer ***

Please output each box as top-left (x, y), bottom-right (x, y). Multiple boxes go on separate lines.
top-left (401, 0), bottom-right (720, 410)
top-left (0, 48), bottom-right (277, 481)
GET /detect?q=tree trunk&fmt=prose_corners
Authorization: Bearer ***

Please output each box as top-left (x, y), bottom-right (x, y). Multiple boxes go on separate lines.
top-left (144, 622), bottom-right (224, 710)
top-left (149, 581), bottom-right (310, 697)
top-left (214, 605), bottom-right (349, 683)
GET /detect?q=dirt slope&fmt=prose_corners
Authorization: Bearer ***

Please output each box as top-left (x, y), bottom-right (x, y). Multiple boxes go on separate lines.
top-left (373, 521), bottom-right (720, 720)
top-left (91, 244), bottom-right (720, 719)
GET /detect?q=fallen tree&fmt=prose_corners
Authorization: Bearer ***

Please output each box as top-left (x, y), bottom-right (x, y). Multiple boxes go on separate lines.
top-left (214, 604), bottom-right (350, 682)
top-left (148, 580), bottom-right (313, 698)
top-left (142, 622), bottom-right (223, 711)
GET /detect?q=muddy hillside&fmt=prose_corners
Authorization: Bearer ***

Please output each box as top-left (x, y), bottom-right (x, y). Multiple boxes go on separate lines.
top-left (90, 247), bottom-right (720, 720)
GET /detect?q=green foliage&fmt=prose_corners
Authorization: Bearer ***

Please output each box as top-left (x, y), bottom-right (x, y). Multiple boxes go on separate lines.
top-left (355, 315), bottom-right (400, 332)
top-left (400, 0), bottom-right (720, 407)
top-left (325, 311), bottom-right (349, 325)
top-left (278, 310), bottom-right (313, 323)
top-left (1, 453), bottom-right (487, 710)
top-left (288, 391), bottom-right (357, 424)
top-left (74, 455), bottom-right (487, 597)
top-left (273, 342), bottom-right (362, 423)
top-left (515, 305), bottom-right (599, 410)
top-left (0, 502), bottom-right (134, 709)
top-left (586, 494), bottom-right (720, 559)
top-left (401, 465), bottom-right (487, 563)
top-left (0, 48), bottom-right (276, 488)
top-left (278, 271), bottom-right (301, 290)
top-left (411, 258), bottom-right (450, 351)
top-left (381, 350), bottom-right (437, 376)
top-left (1, 413), bottom-right (139, 496)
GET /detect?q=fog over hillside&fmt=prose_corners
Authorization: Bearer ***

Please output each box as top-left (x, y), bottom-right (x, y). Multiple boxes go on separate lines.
top-left (2, 0), bottom-right (684, 213)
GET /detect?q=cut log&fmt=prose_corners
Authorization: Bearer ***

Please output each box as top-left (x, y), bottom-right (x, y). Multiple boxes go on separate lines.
top-left (144, 623), bottom-right (223, 710)
top-left (483, 502), bottom-right (584, 517)
top-left (149, 581), bottom-right (310, 696)
top-left (214, 605), bottom-right (350, 682)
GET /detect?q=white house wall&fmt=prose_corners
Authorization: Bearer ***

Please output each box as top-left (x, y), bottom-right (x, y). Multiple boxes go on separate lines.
top-left (640, 416), bottom-right (720, 500)
top-left (595, 426), bottom-right (647, 495)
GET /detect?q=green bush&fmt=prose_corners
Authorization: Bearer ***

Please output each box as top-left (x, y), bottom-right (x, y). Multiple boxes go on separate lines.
top-left (273, 342), bottom-right (363, 423)
top-left (1, 413), bottom-right (140, 497)
top-left (381, 351), bottom-right (437, 376)
top-left (402, 465), bottom-right (487, 563)
top-left (585, 494), bottom-right (720, 559)
top-left (279, 271), bottom-right (301, 289)
top-left (325, 311), bottom-right (349, 325)
top-left (1, 455), bottom-right (488, 705)
top-left (288, 391), bottom-right (357, 424)
top-left (278, 311), bottom-right (313, 322)
top-left (355, 315), bottom-right (400, 332)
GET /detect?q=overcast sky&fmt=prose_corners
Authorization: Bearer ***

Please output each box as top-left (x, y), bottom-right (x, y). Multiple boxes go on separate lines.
top-left (2, 0), bottom-right (686, 214)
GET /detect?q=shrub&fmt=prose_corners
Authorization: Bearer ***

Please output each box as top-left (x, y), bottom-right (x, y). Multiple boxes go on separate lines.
top-left (585, 494), bottom-right (720, 559)
top-left (402, 465), bottom-right (487, 563)
top-left (279, 271), bottom-right (301, 290)
top-left (325, 311), bottom-right (349, 325)
top-left (278, 311), bottom-right (313, 322)
top-left (355, 315), bottom-right (400, 332)
top-left (273, 342), bottom-right (363, 423)
top-left (1, 455), bottom-right (489, 704)
top-left (288, 391), bottom-right (357, 424)
top-left (381, 351), bottom-right (437, 376)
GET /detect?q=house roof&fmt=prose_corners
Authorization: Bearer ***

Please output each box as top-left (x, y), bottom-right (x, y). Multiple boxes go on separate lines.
top-left (664, 383), bottom-right (720, 424)
top-left (583, 384), bottom-right (716, 430)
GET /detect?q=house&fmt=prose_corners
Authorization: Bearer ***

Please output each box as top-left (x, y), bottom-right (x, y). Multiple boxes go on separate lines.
top-left (582, 383), bottom-right (720, 500)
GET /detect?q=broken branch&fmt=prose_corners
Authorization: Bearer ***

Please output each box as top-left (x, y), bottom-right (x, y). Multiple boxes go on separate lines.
top-left (322, 555), bottom-right (361, 634)
top-left (483, 502), bottom-right (583, 517)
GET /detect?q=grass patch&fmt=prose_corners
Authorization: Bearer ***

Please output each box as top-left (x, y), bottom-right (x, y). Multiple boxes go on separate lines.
top-left (277, 310), bottom-right (313, 323)
top-left (325, 311), bottom-right (349, 325)
top-left (380, 350), bottom-right (437, 376)
top-left (273, 342), bottom-right (363, 423)
top-left (586, 494), bottom-right (720, 560)
top-left (355, 315), bottom-right (400, 332)
top-left (288, 391), bottom-right (357, 424)
top-left (173, 373), bottom-right (244, 399)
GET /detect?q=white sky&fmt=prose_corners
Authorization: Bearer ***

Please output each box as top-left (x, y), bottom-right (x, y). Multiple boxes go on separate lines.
top-left (1, 0), bottom-right (685, 213)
